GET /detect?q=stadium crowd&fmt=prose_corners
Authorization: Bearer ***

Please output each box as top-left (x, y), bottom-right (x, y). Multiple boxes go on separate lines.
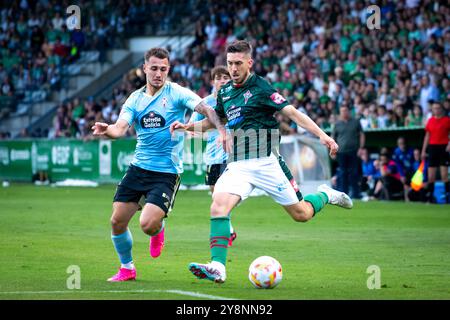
top-left (1, 0), bottom-right (449, 202)
top-left (32, 0), bottom-right (448, 141)
top-left (0, 0), bottom-right (189, 119)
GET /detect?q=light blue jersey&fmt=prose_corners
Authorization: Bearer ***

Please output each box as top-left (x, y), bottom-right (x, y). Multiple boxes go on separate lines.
top-left (190, 94), bottom-right (228, 165)
top-left (119, 82), bottom-right (202, 174)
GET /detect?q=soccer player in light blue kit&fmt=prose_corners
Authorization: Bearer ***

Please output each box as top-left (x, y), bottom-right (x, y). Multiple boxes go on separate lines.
top-left (92, 48), bottom-right (226, 282)
top-left (189, 66), bottom-right (237, 246)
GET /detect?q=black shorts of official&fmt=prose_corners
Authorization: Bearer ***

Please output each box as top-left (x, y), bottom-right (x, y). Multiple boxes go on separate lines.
top-left (427, 144), bottom-right (450, 167)
top-left (113, 164), bottom-right (181, 216)
top-left (205, 163), bottom-right (228, 186)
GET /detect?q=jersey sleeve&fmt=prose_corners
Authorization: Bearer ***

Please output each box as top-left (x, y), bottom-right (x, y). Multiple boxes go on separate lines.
top-left (118, 93), bottom-right (137, 126)
top-left (215, 91), bottom-right (226, 119)
top-left (189, 111), bottom-right (205, 123)
top-left (176, 85), bottom-right (202, 111)
top-left (261, 84), bottom-right (290, 111)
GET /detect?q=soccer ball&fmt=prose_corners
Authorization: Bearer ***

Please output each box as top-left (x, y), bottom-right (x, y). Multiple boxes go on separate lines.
top-left (248, 256), bottom-right (282, 289)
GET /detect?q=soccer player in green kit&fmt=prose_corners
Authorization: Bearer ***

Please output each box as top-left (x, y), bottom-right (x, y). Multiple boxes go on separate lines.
top-left (171, 40), bottom-right (353, 283)
top-left (189, 66), bottom-right (305, 247)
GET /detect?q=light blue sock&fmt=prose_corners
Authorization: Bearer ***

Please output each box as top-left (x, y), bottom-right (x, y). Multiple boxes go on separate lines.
top-left (111, 229), bottom-right (133, 264)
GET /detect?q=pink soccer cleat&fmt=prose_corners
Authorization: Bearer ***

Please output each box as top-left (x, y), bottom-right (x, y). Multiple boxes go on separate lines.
top-left (107, 268), bottom-right (136, 282)
top-left (150, 227), bottom-right (165, 258)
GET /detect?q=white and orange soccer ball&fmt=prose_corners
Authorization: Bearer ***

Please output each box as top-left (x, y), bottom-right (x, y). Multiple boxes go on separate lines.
top-left (248, 256), bottom-right (283, 289)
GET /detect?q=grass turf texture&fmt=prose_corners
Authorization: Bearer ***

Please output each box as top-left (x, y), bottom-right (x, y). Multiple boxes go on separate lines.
top-left (0, 184), bottom-right (449, 300)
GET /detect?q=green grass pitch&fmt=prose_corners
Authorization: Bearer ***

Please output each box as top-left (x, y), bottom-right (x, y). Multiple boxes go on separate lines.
top-left (0, 184), bottom-right (449, 300)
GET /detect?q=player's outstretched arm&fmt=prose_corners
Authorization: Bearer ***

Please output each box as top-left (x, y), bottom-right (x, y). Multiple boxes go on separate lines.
top-left (170, 118), bottom-right (216, 134)
top-left (193, 101), bottom-right (233, 153)
top-left (193, 101), bottom-right (227, 133)
top-left (281, 105), bottom-right (339, 158)
top-left (91, 119), bottom-right (129, 139)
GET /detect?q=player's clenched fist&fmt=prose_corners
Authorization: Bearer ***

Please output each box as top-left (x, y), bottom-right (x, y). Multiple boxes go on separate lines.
top-left (91, 122), bottom-right (109, 135)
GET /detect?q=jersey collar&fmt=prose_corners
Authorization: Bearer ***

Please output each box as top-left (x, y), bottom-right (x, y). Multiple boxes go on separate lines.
top-left (142, 82), bottom-right (167, 99)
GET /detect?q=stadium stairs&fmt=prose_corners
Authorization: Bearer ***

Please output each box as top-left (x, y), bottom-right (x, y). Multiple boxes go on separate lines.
top-left (0, 49), bottom-right (132, 138)
top-left (1, 34), bottom-right (194, 138)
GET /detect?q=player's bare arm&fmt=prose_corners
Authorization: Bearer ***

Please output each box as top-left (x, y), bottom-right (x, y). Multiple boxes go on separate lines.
top-left (421, 131), bottom-right (429, 159)
top-left (193, 101), bottom-right (226, 133)
top-left (170, 101), bottom-right (224, 133)
top-left (171, 118), bottom-right (215, 134)
top-left (91, 119), bottom-right (129, 139)
top-left (281, 105), bottom-right (339, 157)
top-left (170, 101), bottom-right (232, 152)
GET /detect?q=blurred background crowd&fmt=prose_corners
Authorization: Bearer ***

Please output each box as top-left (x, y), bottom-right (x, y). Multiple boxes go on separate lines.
top-left (0, 0), bottom-right (446, 139)
top-left (0, 0), bottom-right (448, 202)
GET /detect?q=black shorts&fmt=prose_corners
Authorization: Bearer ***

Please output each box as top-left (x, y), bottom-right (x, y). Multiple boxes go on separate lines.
top-left (113, 164), bottom-right (181, 215)
top-left (205, 163), bottom-right (227, 186)
top-left (428, 144), bottom-right (450, 167)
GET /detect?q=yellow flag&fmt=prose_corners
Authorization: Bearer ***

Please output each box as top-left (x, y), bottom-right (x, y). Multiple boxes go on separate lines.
top-left (410, 161), bottom-right (425, 191)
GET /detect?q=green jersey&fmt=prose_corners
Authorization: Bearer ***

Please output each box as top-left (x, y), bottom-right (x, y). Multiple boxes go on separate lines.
top-left (215, 73), bottom-right (289, 161)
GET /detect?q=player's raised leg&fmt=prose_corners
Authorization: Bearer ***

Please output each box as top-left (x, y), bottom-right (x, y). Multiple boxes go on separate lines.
top-left (108, 202), bottom-right (139, 282)
top-left (283, 184), bottom-right (353, 222)
top-left (139, 203), bottom-right (167, 258)
top-left (317, 184), bottom-right (353, 209)
top-left (189, 192), bottom-right (241, 283)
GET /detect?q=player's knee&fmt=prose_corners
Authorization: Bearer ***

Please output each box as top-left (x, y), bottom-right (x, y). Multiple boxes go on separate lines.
top-left (210, 201), bottom-right (229, 218)
top-left (140, 218), bottom-right (162, 236)
top-left (111, 216), bottom-right (127, 230)
top-left (291, 214), bottom-right (310, 223)
top-left (290, 208), bottom-right (312, 223)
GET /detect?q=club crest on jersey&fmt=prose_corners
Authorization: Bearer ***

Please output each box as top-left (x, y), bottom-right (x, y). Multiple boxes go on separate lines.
top-left (140, 111), bottom-right (166, 129)
top-left (270, 92), bottom-right (286, 105)
top-left (243, 90), bottom-right (252, 104)
top-left (161, 97), bottom-right (168, 108)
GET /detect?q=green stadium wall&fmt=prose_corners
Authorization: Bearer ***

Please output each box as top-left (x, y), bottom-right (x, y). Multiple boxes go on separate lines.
top-left (0, 127), bottom-right (425, 184)
top-left (0, 138), bottom-right (207, 184)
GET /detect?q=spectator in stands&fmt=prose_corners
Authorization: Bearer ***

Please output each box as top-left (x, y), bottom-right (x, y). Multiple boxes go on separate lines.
top-left (30, 26), bottom-right (45, 54)
top-left (53, 37), bottom-right (68, 59)
top-left (359, 147), bottom-right (377, 199)
top-left (71, 28), bottom-right (85, 51)
top-left (18, 128), bottom-right (29, 138)
top-left (394, 104), bottom-right (406, 127)
top-left (0, 63), bottom-right (7, 84)
top-left (1, 76), bottom-right (14, 96)
top-left (332, 105), bottom-right (365, 199)
top-left (373, 152), bottom-right (404, 201)
top-left (5, 0), bottom-right (447, 142)
top-left (393, 136), bottom-right (415, 182)
top-left (419, 75), bottom-right (439, 116)
top-left (376, 105), bottom-right (389, 128)
top-left (405, 104), bottom-right (424, 127)
top-left (51, 12), bottom-right (64, 31)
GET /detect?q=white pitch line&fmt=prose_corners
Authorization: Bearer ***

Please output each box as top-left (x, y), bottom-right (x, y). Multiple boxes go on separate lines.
top-left (0, 289), bottom-right (238, 300)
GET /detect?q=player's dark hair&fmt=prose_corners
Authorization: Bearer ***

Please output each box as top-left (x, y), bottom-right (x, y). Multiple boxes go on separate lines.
top-left (226, 40), bottom-right (253, 56)
top-left (211, 66), bottom-right (230, 80)
top-left (145, 47), bottom-right (170, 63)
